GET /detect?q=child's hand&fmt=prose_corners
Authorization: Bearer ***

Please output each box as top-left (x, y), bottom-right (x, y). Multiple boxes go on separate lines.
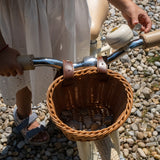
top-left (0, 47), bottom-right (23, 76)
top-left (121, 3), bottom-right (152, 33)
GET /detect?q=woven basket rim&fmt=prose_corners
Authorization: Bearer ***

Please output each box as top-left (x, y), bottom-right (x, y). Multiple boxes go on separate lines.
top-left (47, 67), bottom-right (133, 139)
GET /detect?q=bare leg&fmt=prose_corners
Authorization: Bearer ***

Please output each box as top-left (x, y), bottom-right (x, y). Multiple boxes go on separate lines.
top-left (16, 87), bottom-right (49, 143)
top-left (16, 87), bottom-right (32, 119)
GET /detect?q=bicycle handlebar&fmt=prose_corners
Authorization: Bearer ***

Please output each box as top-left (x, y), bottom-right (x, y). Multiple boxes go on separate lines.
top-left (17, 30), bottom-right (160, 70)
top-left (140, 30), bottom-right (160, 48)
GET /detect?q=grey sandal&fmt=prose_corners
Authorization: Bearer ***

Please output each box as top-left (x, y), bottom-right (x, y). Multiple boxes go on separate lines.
top-left (13, 107), bottom-right (49, 145)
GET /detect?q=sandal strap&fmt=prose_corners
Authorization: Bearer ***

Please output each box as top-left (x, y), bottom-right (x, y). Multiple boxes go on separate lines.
top-left (26, 124), bottom-right (45, 141)
top-left (13, 107), bottom-right (48, 142)
top-left (14, 112), bottom-right (38, 133)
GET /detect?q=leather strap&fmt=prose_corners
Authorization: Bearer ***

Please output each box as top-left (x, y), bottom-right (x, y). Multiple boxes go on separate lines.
top-left (63, 60), bottom-right (74, 79)
top-left (63, 57), bottom-right (106, 79)
top-left (97, 57), bottom-right (107, 73)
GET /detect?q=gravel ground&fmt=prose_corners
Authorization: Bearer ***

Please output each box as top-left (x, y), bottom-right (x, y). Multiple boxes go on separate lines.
top-left (0, 0), bottom-right (160, 160)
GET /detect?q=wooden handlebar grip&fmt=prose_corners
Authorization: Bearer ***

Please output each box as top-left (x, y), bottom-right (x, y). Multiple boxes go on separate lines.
top-left (140, 30), bottom-right (160, 48)
top-left (17, 55), bottom-right (35, 70)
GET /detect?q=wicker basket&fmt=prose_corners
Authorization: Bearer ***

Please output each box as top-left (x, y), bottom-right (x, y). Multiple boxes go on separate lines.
top-left (47, 67), bottom-right (133, 141)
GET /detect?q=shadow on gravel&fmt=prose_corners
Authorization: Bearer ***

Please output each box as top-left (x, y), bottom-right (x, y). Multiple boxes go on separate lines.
top-left (0, 119), bottom-right (79, 160)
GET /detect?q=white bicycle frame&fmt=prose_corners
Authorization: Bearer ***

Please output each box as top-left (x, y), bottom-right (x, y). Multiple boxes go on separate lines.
top-left (76, 36), bottom-right (122, 160)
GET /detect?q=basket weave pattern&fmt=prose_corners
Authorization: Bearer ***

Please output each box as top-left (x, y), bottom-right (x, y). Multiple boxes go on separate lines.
top-left (47, 67), bottom-right (133, 141)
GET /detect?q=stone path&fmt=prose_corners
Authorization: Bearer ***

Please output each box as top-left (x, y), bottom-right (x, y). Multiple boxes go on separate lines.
top-left (0, 0), bottom-right (160, 159)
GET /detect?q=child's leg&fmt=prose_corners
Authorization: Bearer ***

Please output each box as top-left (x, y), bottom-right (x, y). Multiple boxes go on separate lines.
top-left (16, 87), bottom-right (49, 143)
top-left (16, 87), bottom-right (32, 119)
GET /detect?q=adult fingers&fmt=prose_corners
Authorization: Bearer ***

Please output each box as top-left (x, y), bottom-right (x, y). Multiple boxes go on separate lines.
top-left (138, 14), bottom-right (152, 33)
top-left (144, 16), bottom-right (152, 33)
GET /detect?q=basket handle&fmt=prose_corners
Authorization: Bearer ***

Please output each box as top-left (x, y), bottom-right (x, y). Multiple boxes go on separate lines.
top-left (140, 30), bottom-right (160, 48)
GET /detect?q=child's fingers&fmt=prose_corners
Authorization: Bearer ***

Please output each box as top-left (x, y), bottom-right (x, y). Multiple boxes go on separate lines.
top-left (16, 64), bottom-right (24, 75)
top-left (0, 73), bottom-right (5, 76)
top-left (5, 72), bottom-right (11, 77)
top-left (10, 71), bottom-right (17, 76)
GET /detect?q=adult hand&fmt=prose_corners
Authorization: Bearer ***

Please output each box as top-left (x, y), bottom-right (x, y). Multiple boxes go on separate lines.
top-left (0, 47), bottom-right (23, 76)
top-left (121, 3), bottom-right (152, 33)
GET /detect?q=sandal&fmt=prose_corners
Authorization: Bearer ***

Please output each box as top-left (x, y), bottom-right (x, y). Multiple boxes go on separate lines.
top-left (13, 107), bottom-right (50, 145)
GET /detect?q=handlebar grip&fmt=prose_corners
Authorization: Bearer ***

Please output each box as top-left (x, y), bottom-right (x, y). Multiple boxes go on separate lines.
top-left (17, 55), bottom-right (35, 70)
top-left (140, 30), bottom-right (160, 48)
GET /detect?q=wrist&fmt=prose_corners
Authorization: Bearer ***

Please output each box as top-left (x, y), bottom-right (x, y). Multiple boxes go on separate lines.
top-left (109, 0), bottom-right (135, 12)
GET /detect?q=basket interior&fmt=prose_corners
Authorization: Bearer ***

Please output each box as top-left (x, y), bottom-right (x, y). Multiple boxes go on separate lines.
top-left (51, 72), bottom-right (128, 128)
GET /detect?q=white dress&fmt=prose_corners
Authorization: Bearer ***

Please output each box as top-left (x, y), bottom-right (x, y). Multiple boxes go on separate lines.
top-left (0, 0), bottom-right (90, 105)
